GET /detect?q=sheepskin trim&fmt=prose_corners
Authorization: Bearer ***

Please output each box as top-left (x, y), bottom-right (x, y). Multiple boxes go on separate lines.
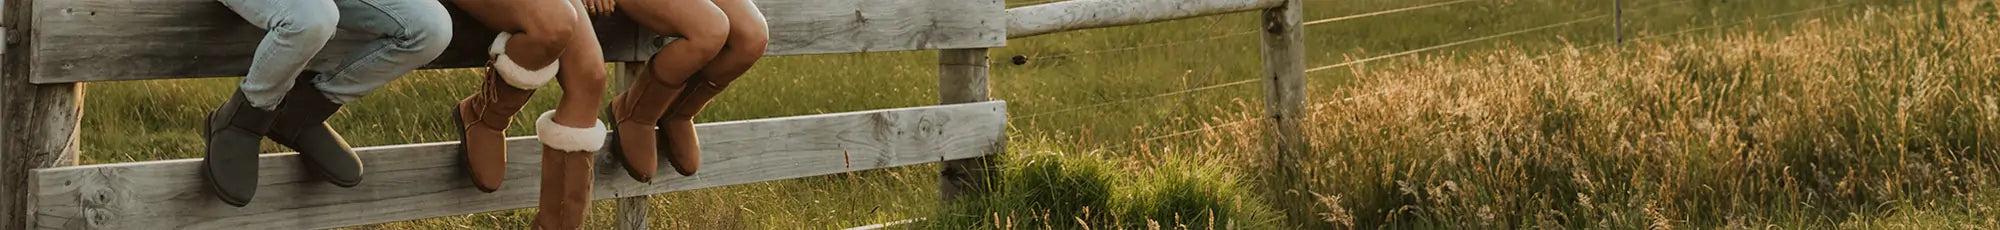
top-left (489, 33), bottom-right (511, 56)
top-left (492, 52), bottom-right (559, 89)
top-left (536, 110), bottom-right (607, 152)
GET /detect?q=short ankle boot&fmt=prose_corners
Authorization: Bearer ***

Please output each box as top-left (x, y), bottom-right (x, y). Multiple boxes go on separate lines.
top-left (606, 66), bottom-right (682, 182)
top-left (457, 33), bottom-right (560, 192)
top-left (658, 80), bottom-right (727, 176)
top-left (204, 91), bottom-right (280, 207)
top-left (266, 72), bottom-right (363, 187)
top-left (531, 111), bottom-right (605, 230)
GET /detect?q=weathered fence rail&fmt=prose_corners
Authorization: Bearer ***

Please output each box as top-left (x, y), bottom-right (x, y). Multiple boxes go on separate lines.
top-left (30, 101), bottom-right (1005, 229)
top-left (1, 0), bottom-right (1313, 228)
top-left (27, 0), bottom-right (1007, 83)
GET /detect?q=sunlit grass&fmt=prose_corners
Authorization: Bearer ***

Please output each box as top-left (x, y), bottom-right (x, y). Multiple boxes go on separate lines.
top-left (1296, 3), bottom-right (1996, 228)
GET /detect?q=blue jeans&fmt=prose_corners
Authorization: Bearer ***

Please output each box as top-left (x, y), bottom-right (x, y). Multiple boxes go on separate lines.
top-left (219, 0), bottom-right (453, 109)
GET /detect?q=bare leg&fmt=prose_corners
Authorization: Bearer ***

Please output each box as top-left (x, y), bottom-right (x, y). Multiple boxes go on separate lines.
top-left (620, 0), bottom-right (730, 87)
top-left (649, 0), bottom-right (770, 176)
top-left (450, 0), bottom-right (584, 193)
top-left (449, 0), bottom-right (576, 69)
top-left (692, 0), bottom-right (771, 86)
top-left (550, 14), bottom-right (606, 129)
top-left (530, 3), bottom-right (606, 230)
top-left (607, 0), bottom-right (733, 177)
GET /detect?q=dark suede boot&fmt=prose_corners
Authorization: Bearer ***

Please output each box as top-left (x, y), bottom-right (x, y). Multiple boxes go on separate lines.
top-left (204, 91), bottom-right (280, 207)
top-left (265, 72), bottom-right (364, 187)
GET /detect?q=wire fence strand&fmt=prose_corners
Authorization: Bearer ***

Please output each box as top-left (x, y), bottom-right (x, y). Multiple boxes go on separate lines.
top-left (1026, 0), bottom-right (1480, 60)
top-left (1083, 0), bottom-right (1856, 152)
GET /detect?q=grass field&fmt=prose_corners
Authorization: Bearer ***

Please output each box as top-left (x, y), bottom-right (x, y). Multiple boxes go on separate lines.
top-left (71, 0), bottom-right (1992, 228)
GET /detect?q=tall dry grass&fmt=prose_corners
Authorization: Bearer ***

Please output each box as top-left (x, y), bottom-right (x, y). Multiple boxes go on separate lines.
top-left (1291, 4), bottom-right (1999, 228)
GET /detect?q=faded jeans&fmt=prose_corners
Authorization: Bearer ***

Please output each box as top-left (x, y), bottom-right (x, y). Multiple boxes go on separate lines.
top-left (219, 0), bottom-right (453, 109)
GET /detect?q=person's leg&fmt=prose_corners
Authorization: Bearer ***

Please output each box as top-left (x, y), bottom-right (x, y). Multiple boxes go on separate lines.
top-left (657, 0), bottom-right (770, 176)
top-left (205, 0), bottom-right (340, 207)
top-left (255, 0), bottom-right (453, 188)
top-left (530, 5), bottom-right (608, 229)
top-left (450, 0), bottom-right (579, 192)
top-left (609, 0), bottom-right (730, 179)
top-left (447, 0), bottom-right (573, 69)
top-left (219, 0), bottom-right (340, 109)
top-left (320, 0), bottom-right (453, 103)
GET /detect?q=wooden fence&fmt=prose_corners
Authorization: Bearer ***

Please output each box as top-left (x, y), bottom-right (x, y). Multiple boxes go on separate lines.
top-left (0, 0), bottom-right (1307, 229)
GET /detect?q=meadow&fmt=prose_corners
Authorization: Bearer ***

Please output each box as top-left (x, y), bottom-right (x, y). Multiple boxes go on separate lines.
top-left (73, 0), bottom-right (1986, 228)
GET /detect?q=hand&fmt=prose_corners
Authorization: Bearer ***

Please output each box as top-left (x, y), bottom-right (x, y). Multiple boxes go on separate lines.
top-left (582, 0), bottom-right (616, 15)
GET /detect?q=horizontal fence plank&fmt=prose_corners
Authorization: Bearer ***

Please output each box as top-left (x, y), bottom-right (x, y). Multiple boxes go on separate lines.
top-left (1006, 0), bottom-right (1282, 39)
top-left (28, 0), bottom-right (1005, 83)
top-left (29, 101), bottom-right (1006, 229)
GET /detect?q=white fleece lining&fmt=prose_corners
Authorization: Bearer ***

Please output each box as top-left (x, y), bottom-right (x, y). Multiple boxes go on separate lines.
top-left (536, 110), bottom-right (607, 152)
top-left (489, 33), bottom-right (559, 89)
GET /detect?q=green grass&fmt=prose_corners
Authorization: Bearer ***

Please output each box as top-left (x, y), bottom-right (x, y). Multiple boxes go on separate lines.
top-left (70, 0), bottom-right (1956, 228)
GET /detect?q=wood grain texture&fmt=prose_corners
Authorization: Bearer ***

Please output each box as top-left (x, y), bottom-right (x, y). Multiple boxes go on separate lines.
top-left (1006, 0), bottom-right (1282, 38)
top-left (28, 101), bottom-right (1007, 229)
top-left (1259, 0), bottom-right (1310, 226)
top-left (27, 0), bottom-right (1006, 83)
top-left (936, 48), bottom-right (996, 201)
top-left (613, 195), bottom-right (648, 230)
top-left (4, 0), bottom-right (85, 227)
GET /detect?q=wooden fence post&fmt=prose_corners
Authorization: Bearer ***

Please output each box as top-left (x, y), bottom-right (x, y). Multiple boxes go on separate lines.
top-left (938, 48), bottom-right (995, 202)
top-left (3, 0), bottom-right (86, 228)
top-left (610, 62), bottom-right (652, 230)
top-left (1260, 0), bottom-right (1311, 226)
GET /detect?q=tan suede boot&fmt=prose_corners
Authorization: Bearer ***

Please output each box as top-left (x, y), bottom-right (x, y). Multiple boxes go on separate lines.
top-left (456, 33), bottom-right (560, 192)
top-left (657, 80), bottom-right (726, 176)
top-left (530, 111), bottom-right (604, 230)
top-left (606, 66), bottom-right (682, 182)
top-left (454, 66), bottom-right (536, 192)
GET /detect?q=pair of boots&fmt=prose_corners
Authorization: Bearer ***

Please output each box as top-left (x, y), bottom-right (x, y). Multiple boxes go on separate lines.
top-left (456, 33), bottom-right (606, 230)
top-left (203, 72), bottom-right (365, 207)
top-left (607, 63), bottom-right (727, 182)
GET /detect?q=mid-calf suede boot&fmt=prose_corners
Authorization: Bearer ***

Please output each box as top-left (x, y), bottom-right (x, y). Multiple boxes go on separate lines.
top-left (657, 80), bottom-right (727, 176)
top-left (530, 111), bottom-right (605, 230)
top-left (457, 33), bottom-right (559, 192)
top-left (266, 72), bottom-right (363, 187)
top-left (204, 91), bottom-right (280, 207)
top-left (606, 65), bottom-right (682, 182)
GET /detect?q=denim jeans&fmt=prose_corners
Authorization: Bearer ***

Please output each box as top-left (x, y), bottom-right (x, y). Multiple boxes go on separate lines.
top-left (219, 0), bottom-right (453, 109)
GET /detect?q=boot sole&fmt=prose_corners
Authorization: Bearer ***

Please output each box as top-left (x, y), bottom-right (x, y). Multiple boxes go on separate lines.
top-left (606, 106), bottom-right (654, 183)
top-left (454, 105), bottom-right (501, 193)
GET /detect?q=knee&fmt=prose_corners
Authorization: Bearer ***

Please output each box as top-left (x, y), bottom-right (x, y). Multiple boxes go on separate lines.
top-left (399, 13), bottom-right (456, 51)
top-left (726, 29), bottom-right (768, 59)
top-left (515, 21), bottom-right (577, 55)
top-left (679, 23), bottom-right (731, 56)
top-left (273, 10), bottom-right (339, 40)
